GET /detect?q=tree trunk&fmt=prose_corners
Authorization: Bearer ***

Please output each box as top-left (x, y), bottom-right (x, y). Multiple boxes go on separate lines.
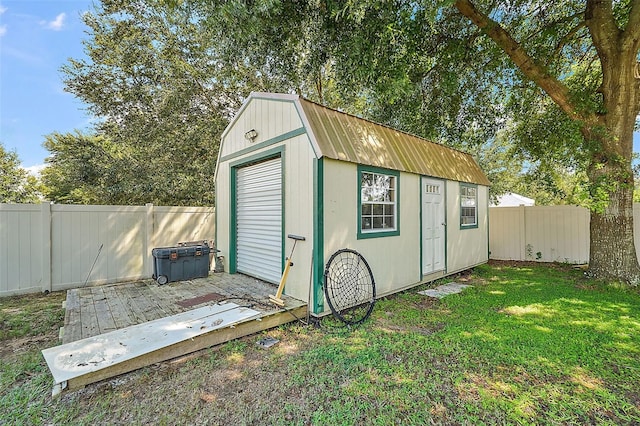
top-left (587, 121), bottom-right (640, 284)
top-left (586, 16), bottom-right (640, 284)
top-left (588, 156), bottom-right (640, 284)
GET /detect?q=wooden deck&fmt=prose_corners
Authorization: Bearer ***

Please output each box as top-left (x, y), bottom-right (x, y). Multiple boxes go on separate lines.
top-left (47, 273), bottom-right (307, 392)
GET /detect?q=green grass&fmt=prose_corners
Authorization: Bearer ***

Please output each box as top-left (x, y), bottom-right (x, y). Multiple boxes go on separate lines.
top-left (1, 262), bottom-right (639, 425)
top-left (0, 292), bottom-right (65, 340)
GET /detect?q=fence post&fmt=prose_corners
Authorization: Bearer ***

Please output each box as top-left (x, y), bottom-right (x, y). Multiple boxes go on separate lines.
top-left (519, 205), bottom-right (526, 261)
top-left (144, 203), bottom-right (154, 277)
top-left (41, 202), bottom-right (52, 293)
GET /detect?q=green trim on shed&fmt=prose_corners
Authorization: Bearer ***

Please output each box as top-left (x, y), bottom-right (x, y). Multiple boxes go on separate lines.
top-left (357, 165), bottom-right (401, 240)
top-left (313, 157), bottom-right (325, 314)
top-left (229, 167), bottom-right (237, 274)
top-left (444, 180), bottom-right (449, 273)
top-left (459, 182), bottom-right (479, 230)
top-left (419, 177), bottom-right (423, 279)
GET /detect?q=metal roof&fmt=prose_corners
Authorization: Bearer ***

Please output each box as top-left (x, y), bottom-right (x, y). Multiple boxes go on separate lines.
top-left (298, 98), bottom-right (491, 186)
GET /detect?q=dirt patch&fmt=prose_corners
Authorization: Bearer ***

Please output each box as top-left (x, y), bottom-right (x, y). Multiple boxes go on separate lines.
top-left (487, 259), bottom-right (578, 271)
top-left (378, 322), bottom-right (446, 336)
top-left (412, 297), bottom-right (440, 310)
top-left (0, 333), bottom-right (58, 360)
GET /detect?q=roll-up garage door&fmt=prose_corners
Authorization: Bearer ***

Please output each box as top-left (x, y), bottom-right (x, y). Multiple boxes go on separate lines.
top-left (236, 157), bottom-right (282, 283)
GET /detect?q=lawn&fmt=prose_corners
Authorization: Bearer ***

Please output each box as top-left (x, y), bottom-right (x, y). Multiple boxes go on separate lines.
top-left (1, 261), bottom-right (639, 425)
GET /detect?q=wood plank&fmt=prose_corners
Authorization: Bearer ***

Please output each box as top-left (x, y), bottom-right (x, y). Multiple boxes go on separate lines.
top-left (157, 282), bottom-right (196, 311)
top-left (120, 282), bottom-right (161, 323)
top-left (59, 273), bottom-right (308, 355)
top-left (167, 280), bottom-right (203, 303)
top-left (101, 284), bottom-right (137, 330)
top-left (62, 290), bottom-right (82, 344)
top-left (64, 304), bottom-right (308, 390)
top-left (214, 276), bottom-right (278, 310)
top-left (92, 286), bottom-right (117, 334)
top-left (43, 302), bottom-right (260, 385)
top-left (79, 290), bottom-right (100, 340)
top-left (143, 282), bottom-right (185, 316)
top-left (212, 275), bottom-right (256, 300)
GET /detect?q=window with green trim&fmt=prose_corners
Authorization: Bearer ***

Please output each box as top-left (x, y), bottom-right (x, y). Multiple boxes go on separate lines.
top-left (360, 169), bottom-right (398, 234)
top-left (460, 184), bottom-right (478, 228)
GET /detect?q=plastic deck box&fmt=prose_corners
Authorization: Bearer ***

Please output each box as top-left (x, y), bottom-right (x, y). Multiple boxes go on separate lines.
top-left (152, 245), bottom-right (211, 285)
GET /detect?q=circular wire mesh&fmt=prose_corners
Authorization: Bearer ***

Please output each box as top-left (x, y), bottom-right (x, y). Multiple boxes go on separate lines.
top-left (323, 249), bottom-right (376, 325)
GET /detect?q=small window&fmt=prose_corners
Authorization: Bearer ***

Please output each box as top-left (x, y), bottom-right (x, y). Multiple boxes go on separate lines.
top-left (460, 184), bottom-right (478, 228)
top-left (358, 166), bottom-right (400, 238)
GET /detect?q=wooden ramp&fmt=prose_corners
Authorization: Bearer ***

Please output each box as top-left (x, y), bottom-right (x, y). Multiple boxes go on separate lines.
top-left (42, 274), bottom-right (307, 393)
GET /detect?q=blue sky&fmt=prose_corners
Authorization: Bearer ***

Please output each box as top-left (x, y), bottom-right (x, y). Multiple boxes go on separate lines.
top-left (0, 1), bottom-right (639, 173)
top-left (0, 0), bottom-right (93, 171)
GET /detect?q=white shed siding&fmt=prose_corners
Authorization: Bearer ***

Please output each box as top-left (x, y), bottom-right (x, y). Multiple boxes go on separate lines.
top-left (216, 96), bottom-right (316, 302)
top-left (445, 182), bottom-right (489, 274)
top-left (215, 160), bottom-right (230, 261)
top-left (219, 98), bottom-right (304, 159)
top-left (280, 134), bottom-right (316, 303)
top-left (322, 159), bottom-right (421, 299)
top-left (217, 96), bottom-right (307, 278)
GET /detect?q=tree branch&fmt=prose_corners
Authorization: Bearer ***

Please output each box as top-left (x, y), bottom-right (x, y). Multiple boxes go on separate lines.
top-left (622, 0), bottom-right (640, 50)
top-left (453, 0), bottom-right (584, 122)
top-left (585, 0), bottom-right (621, 57)
top-left (551, 21), bottom-right (586, 61)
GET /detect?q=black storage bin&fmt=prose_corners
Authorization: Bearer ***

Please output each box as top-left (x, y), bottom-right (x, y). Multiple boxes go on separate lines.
top-left (152, 245), bottom-right (210, 285)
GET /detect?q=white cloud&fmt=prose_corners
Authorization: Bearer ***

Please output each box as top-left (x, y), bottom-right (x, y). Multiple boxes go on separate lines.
top-left (0, 5), bottom-right (7, 36)
top-left (24, 164), bottom-right (46, 177)
top-left (42, 12), bottom-right (66, 31)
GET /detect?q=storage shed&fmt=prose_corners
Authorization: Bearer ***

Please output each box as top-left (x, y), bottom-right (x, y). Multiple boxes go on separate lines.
top-left (215, 92), bottom-right (491, 316)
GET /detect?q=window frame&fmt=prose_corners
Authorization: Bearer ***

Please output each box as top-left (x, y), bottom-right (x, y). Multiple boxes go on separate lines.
top-left (459, 183), bottom-right (478, 229)
top-left (357, 165), bottom-right (400, 239)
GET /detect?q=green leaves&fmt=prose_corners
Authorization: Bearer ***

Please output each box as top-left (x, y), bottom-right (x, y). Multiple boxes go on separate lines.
top-left (0, 143), bottom-right (41, 203)
top-left (57, 0), bottom-right (237, 205)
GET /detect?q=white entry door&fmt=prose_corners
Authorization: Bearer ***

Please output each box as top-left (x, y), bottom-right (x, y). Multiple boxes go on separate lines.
top-left (236, 157), bottom-right (282, 283)
top-left (422, 177), bottom-right (445, 275)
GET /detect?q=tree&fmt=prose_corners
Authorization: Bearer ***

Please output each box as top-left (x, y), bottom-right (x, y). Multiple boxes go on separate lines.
top-left (59, 0), bottom-right (285, 205)
top-left (41, 131), bottom-right (124, 204)
top-left (452, 0), bottom-right (640, 283)
top-left (192, 0), bottom-right (639, 283)
top-left (0, 142), bottom-right (41, 203)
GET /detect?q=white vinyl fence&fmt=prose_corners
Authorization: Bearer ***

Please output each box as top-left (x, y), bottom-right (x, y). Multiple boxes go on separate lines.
top-left (0, 203), bottom-right (215, 297)
top-left (489, 204), bottom-right (640, 264)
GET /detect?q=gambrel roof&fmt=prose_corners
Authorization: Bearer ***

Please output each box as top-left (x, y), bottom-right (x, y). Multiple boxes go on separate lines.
top-left (225, 93), bottom-right (490, 186)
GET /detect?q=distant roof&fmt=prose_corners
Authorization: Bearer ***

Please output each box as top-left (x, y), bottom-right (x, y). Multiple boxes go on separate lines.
top-left (297, 97), bottom-right (490, 186)
top-left (493, 192), bottom-right (535, 207)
